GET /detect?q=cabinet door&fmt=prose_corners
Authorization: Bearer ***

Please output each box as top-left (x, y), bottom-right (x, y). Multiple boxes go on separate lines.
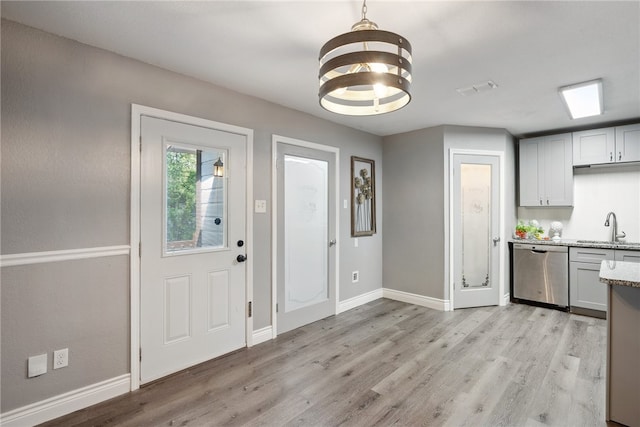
top-left (518, 138), bottom-right (543, 206)
top-left (572, 127), bottom-right (615, 166)
top-left (615, 250), bottom-right (640, 263)
top-left (570, 261), bottom-right (608, 311)
top-left (542, 133), bottom-right (573, 206)
top-left (615, 123), bottom-right (640, 163)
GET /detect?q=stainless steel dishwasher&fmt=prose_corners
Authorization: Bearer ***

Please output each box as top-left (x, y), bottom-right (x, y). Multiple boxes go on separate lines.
top-left (512, 243), bottom-right (569, 307)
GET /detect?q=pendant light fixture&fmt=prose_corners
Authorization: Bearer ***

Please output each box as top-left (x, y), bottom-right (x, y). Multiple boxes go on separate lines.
top-left (318, 0), bottom-right (412, 115)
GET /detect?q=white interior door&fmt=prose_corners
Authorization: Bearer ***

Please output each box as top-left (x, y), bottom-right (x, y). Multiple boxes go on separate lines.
top-left (140, 116), bottom-right (247, 383)
top-left (276, 142), bottom-right (337, 334)
top-left (452, 153), bottom-right (501, 308)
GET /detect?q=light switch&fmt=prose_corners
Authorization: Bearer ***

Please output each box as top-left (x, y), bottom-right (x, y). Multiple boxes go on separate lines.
top-left (344, 199), bottom-right (348, 209)
top-left (28, 353), bottom-right (47, 378)
top-left (354, 238), bottom-right (359, 248)
top-left (255, 200), bottom-right (267, 213)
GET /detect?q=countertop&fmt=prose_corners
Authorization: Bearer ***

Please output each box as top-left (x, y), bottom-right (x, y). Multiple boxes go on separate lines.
top-left (599, 260), bottom-right (640, 288)
top-left (510, 238), bottom-right (640, 251)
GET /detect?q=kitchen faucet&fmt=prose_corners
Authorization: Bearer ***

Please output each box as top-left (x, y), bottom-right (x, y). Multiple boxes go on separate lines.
top-left (604, 212), bottom-right (626, 242)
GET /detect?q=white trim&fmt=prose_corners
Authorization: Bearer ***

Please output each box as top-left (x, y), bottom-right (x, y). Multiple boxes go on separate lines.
top-left (338, 289), bottom-right (384, 313)
top-left (251, 326), bottom-right (274, 345)
top-left (0, 246), bottom-right (130, 268)
top-left (131, 104), bottom-right (254, 390)
top-left (271, 134), bottom-right (340, 338)
top-left (503, 293), bottom-right (511, 305)
top-left (447, 149), bottom-right (505, 310)
top-left (0, 374), bottom-right (130, 427)
top-left (383, 288), bottom-right (450, 311)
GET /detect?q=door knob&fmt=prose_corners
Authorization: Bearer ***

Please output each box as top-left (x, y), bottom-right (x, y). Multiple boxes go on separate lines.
top-left (492, 237), bottom-right (500, 246)
top-left (236, 254), bottom-right (247, 263)
top-left (329, 239), bottom-right (337, 247)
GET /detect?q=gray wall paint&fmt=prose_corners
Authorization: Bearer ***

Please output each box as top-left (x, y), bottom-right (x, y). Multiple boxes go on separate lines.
top-left (382, 125), bottom-right (516, 302)
top-left (382, 126), bottom-right (445, 298)
top-left (1, 256), bottom-right (129, 412)
top-left (1, 20), bottom-right (383, 412)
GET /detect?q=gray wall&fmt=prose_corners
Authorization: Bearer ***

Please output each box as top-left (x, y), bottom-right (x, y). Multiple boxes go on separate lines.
top-left (382, 125), bottom-right (516, 302)
top-left (382, 126), bottom-right (445, 298)
top-left (1, 20), bottom-right (383, 412)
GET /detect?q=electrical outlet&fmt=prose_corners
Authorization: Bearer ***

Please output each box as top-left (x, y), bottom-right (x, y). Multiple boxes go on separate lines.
top-left (28, 354), bottom-right (47, 378)
top-left (53, 348), bottom-right (68, 369)
top-left (352, 271), bottom-right (359, 283)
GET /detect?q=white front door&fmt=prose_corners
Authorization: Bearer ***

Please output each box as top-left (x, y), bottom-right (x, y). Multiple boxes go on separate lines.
top-left (452, 153), bottom-right (501, 308)
top-left (140, 116), bottom-right (247, 383)
top-left (275, 141), bottom-right (337, 334)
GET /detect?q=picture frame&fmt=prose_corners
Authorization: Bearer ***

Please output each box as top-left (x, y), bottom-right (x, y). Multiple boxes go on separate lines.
top-left (351, 156), bottom-right (376, 237)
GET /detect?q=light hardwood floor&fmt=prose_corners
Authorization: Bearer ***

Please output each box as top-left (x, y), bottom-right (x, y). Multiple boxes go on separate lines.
top-left (40, 299), bottom-right (611, 426)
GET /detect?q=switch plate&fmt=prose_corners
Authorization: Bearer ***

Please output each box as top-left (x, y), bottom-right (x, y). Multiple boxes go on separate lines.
top-left (343, 199), bottom-right (348, 209)
top-left (354, 238), bottom-right (359, 248)
top-left (254, 200), bottom-right (267, 213)
top-left (53, 348), bottom-right (69, 369)
top-left (28, 354), bottom-right (47, 378)
top-left (352, 271), bottom-right (359, 283)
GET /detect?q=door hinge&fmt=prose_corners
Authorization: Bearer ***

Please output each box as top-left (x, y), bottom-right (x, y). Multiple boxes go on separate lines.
top-left (139, 136), bottom-right (142, 152)
top-left (248, 301), bottom-right (252, 318)
top-left (139, 348), bottom-right (142, 362)
top-left (139, 242), bottom-right (142, 258)
top-left (276, 303), bottom-right (279, 313)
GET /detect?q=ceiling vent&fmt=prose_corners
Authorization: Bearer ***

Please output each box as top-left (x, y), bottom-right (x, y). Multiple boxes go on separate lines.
top-left (456, 80), bottom-right (498, 96)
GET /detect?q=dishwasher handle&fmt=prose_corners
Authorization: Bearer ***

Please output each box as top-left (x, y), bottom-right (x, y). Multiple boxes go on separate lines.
top-left (531, 249), bottom-right (548, 254)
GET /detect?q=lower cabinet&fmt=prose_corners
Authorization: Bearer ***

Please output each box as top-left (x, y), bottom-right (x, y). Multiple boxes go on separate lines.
top-left (569, 247), bottom-right (614, 315)
top-left (569, 247), bottom-right (640, 316)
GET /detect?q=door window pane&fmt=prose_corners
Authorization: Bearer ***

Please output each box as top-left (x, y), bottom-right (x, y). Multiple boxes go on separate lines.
top-left (164, 144), bottom-right (227, 255)
top-left (461, 164), bottom-right (491, 288)
top-left (284, 155), bottom-right (329, 312)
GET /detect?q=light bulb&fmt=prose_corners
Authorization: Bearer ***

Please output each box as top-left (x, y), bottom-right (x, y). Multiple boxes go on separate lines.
top-left (370, 63), bottom-right (388, 98)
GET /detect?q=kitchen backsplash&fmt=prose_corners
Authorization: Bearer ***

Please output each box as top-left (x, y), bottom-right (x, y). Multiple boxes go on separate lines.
top-left (518, 164), bottom-right (640, 242)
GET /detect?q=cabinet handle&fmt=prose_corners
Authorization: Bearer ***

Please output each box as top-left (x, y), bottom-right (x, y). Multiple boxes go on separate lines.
top-left (619, 152), bottom-right (622, 161)
top-left (610, 152), bottom-right (613, 161)
top-left (547, 199), bottom-right (550, 205)
top-left (539, 199), bottom-right (543, 205)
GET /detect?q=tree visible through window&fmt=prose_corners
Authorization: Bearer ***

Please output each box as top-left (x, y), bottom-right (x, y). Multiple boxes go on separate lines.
top-left (166, 149), bottom-right (197, 243)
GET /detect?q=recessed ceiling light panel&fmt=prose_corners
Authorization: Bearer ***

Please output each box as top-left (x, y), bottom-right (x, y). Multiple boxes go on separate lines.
top-left (558, 79), bottom-right (603, 119)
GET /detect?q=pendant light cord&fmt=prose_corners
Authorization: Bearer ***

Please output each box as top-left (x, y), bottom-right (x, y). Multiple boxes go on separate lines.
top-left (361, 0), bottom-right (367, 20)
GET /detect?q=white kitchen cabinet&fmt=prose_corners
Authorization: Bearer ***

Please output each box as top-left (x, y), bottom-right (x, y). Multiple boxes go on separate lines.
top-left (573, 127), bottom-right (615, 166)
top-left (615, 123), bottom-right (640, 163)
top-left (519, 133), bottom-right (573, 206)
top-left (573, 123), bottom-right (640, 166)
top-left (569, 247), bottom-right (613, 314)
top-left (615, 250), bottom-right (640, 263)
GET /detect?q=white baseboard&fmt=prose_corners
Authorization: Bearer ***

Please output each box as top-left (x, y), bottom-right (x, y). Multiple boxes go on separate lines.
top-left (503, 293), bottom-right (511, 306)
top-left (1, 374), bottom-right (130, 427)
top-left (337, 288), bottom-right (384, 314)
top-left (383, 288), bottom-right (449, 311)
top-left (251, 326), bottom-right (274, 345)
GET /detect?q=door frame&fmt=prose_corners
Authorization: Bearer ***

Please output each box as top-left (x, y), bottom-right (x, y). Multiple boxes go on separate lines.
top-left (448, 149), bottom-right (505, 310)
top-left (271, 135), bottom-right (340, 337)
top-left (130, 104), bottom-right (254, 391)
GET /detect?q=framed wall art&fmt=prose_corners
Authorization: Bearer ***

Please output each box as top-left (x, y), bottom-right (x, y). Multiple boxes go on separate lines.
top-left (351, 156), bottom-right (376, 237)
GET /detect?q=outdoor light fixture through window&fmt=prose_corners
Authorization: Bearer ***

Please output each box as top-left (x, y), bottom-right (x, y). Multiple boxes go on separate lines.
top-left (318, 0), bottom-right (413, 115)
top-left (213, 157), bottom-right (224, 177)
top-left (559, 79), bottom-right (603, 119)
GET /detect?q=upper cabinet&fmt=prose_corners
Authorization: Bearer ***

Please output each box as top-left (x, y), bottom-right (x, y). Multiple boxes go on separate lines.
top-left (573, 123), bottom-right (640, 166)
top-left (616, 123), bottom-right (640, 163)
top-left (519, 133), bottom-right (573, 207)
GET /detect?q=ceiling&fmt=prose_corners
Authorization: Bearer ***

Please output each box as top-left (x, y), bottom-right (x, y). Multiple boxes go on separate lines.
top-left (2, 1), bottom-right (639, 137)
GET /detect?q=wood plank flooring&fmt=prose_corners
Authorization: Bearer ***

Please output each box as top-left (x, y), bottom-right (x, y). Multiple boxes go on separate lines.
top-left (40, 299), bottom-right (612, 426)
